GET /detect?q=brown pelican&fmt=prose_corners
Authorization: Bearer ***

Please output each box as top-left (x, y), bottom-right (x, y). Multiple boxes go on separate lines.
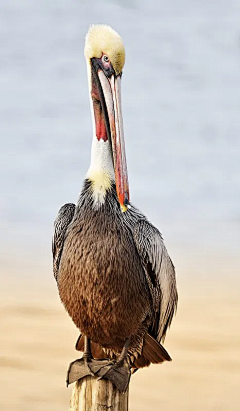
top-left (52, 25), bottom-right (178, 392)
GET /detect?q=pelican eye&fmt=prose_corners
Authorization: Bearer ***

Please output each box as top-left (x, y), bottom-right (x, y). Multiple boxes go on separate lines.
top-left (102, 55), bottom-right (109, 63)
top-left (100, 54), bottom-right (113, 77)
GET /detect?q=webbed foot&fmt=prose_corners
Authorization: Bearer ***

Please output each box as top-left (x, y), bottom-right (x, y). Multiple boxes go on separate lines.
top-left (94, 358), bottom-right (131, 392)
top-left (67, 357), bottom-right (95, 386)
top-left (67, 336), bottom-right (131, 392)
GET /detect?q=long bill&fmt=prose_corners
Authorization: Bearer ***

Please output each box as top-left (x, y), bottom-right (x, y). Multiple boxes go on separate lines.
top-left (98, 70), bottom-right (130, 212)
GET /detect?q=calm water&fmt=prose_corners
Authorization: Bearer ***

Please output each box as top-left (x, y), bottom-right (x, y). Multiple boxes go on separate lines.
top-left (1, 0), bottom-right (239, 281)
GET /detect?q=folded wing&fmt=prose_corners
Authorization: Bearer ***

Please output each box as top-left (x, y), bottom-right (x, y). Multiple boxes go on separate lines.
top-left (133, 219), bottom-right (178, 343)
top-left (52, 203), bottom-right (75, 280)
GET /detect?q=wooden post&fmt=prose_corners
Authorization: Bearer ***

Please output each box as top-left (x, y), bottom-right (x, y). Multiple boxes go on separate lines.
top-left (69, 376), bottom-right (129, 411)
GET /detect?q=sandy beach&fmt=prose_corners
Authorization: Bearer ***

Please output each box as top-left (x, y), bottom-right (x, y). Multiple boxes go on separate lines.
top-left (1, 273), bottom-right (239, 411)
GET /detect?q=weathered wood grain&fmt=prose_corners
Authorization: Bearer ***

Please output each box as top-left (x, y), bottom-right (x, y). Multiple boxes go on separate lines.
top-left (69, 376), bottom-right (129, 411)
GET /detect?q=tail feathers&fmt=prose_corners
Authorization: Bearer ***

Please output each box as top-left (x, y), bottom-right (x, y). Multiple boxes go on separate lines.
top-left (132, 355), bottom-right (150, 369)
top-left (75, 332), bottom-right (171, 369)
top-left (142, 333), bottom-right (172, 364)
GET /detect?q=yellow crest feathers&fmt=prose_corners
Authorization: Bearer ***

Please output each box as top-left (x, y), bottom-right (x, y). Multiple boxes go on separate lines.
top-left (85, 25), bottom-right (125, 75)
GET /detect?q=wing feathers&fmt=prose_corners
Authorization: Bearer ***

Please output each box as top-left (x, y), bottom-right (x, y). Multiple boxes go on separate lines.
top-left (133, 219), bottom-right (178, 342)
top-left (52, 203), bottom-right (75, 280)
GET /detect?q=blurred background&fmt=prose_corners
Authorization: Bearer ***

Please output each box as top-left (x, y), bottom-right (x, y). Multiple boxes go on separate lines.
top-left (0, 0), bottom-right (239, 410)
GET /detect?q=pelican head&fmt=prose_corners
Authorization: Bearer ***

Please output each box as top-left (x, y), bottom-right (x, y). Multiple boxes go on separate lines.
top-left (85, 25), bottom-right (129, 212)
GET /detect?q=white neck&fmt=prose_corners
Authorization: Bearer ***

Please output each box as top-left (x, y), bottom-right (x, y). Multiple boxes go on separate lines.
top-left (87, 137), bottom-right (114, 181)
top-left (86, 134), bottom-right (115, 210)
top-left (86, 138), bottom-right (115, 209)
top-left (86, 61), bottom-right (115, 208)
